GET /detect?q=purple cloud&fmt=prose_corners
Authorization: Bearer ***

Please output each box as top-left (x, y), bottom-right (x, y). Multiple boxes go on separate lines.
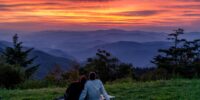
top-left (67, 0), bottom-right (116, 2)
top-left (114, 10), bottom-right (165, 16)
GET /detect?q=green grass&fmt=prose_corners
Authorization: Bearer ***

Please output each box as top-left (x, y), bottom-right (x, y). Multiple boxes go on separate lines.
top-left (1, 79), bottom-right (200, 100)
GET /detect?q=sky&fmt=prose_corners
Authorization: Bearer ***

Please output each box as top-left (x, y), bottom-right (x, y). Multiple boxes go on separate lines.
top-left (0, 0), bottom-right (200, 32)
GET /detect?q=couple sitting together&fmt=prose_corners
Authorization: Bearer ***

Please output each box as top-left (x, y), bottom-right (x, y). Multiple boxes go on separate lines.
top-left (64, 72), bottom-right (111, 100)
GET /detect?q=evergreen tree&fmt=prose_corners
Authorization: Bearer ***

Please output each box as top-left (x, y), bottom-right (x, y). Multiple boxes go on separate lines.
top-left (152, 29), bottom-right (200, 78)
top-left (81, 49), bottom-right (133, 82)
top-left (152, 28), bottom-right (186, 75)
top-left (2, 34), bottom-right (39, 78)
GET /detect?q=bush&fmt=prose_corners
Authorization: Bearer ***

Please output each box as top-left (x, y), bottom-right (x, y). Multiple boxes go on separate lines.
top-left (62, 70), bottom-right (79, 83)
top-left (140, 68), bottom-right (170, 81)
top-left (81, 49), bottom-right (134, 83)
top-left (0, 63), bottom-right (25, 88)
top-left (107, 77), bottom-right (134, 84)
top-left (17, 80), bottom-right (47, 89)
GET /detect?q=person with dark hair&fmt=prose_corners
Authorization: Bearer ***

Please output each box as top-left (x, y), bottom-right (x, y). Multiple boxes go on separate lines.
top-left (89, 72), bottom-right (96, 80)
top-left (79, 72), bottom-right (110, 100)
top-left (64, 75), bottom-right (87, 100)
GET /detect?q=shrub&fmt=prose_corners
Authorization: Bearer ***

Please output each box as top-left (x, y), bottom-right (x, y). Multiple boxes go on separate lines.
top-left (107, 77), bottom-right (134, 84)
top-left (81, 49), bottom-right (134, 83)
top-left (0, 63), bottom-right (25, 88)
top-left (140, 68), bottom-right (170, 81)
top-left (17, 80), bottom-right (47, 89)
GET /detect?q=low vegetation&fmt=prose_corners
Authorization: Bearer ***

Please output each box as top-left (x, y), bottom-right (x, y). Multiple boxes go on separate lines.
top-left (1, 79), bottom-right (200, 100)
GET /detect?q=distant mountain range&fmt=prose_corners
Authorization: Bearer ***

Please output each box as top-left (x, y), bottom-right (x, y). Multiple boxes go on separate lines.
top-left (14, 29), bottom-right (198, 52)
top-left (71, 41), bottom-right (172, 67)
top-left (20, 29), bottom-right (167, 52)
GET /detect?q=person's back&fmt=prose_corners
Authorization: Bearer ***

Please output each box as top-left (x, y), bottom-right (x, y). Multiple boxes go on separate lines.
top-left (64, 82), bottom-right (82, 100)
top-left (64, 76), bottom-right (87, 100)
top-left (79, 72), bottom-right (110, 100)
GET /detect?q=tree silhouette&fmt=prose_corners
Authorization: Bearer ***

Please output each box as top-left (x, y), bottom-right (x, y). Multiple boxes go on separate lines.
top-left (81, 49), bottom-right (133, 82)
top-left (152, 29), bottom-right (200, 78)
top-left (152, 29), bottom-right (184, 75)
top-left (2, 34), bottom-right (39, 78)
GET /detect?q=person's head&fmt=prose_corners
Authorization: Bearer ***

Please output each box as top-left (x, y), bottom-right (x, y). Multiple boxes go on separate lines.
top-left (89, 72), bottom-right (97, 80)
top-left (80, 75), bottom-right (87, 85)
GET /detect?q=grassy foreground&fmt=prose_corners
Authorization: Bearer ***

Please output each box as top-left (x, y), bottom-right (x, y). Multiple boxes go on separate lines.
top-left (1, 79), bottom-right (200, 100)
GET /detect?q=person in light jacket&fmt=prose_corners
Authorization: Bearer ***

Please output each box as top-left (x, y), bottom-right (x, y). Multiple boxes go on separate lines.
top-left (79, 72), bottom-right (110, 100)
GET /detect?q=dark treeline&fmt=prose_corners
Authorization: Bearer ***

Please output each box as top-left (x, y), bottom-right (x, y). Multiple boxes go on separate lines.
top-left (0, 28), bottom-right (200, 89)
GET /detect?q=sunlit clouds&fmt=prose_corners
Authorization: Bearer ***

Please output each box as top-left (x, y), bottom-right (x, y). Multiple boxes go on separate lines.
top-left (0, 0), bottom-right (200, 31)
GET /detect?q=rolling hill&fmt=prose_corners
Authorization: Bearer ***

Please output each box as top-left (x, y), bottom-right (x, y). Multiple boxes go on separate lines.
top-left (72, 41), bottom-right (171, 67)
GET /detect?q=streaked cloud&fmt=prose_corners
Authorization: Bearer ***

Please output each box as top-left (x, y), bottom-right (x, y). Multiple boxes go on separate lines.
top-left (0, 0), bottom-right (199, 31)
top-left (68, 0), bottom-right (115, 2)
top-left (186, 13), bottom-right (200, 16)
top-left (178, 0), bottom-right (200, 2)
top-left (164, 4), bottom-right (200, 9)
top-left (114, 10), bottom-right (166, 17)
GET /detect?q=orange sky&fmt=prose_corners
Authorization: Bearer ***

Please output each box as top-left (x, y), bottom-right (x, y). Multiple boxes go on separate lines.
top-left (0, 0), bottom-right (200, 31)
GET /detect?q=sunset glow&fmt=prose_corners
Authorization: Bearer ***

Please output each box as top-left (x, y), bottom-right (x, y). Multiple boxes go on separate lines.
top-left (0, 0), bottom-right (200, 31)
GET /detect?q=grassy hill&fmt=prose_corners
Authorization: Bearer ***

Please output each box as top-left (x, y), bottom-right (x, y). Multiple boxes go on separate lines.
top-left (1, 79), bottom-right (200, 100)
